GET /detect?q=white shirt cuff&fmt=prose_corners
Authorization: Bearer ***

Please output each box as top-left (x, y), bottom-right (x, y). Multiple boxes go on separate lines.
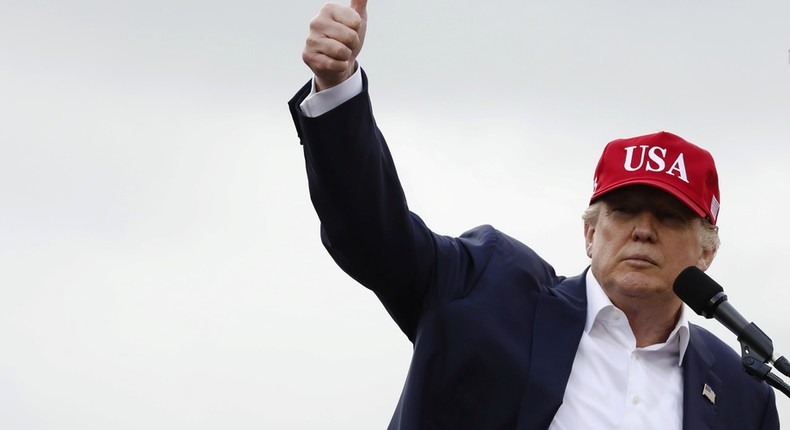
top-left (299, 67), bottom-right (364, 118)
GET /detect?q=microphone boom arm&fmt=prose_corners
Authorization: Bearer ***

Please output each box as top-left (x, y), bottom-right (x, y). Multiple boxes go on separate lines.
top-left (739, 326), bottom-right (790, 398)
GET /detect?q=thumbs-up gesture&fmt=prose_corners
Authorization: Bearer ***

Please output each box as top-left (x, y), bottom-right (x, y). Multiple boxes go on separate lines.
top-left (302, 0), bottom-right (368, 91)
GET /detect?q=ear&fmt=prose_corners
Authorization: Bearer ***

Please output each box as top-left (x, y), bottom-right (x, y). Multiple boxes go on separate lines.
top-left (696, 247), bottom-right (716, 271)
top-left (584, 222), bottom-right (595, 258)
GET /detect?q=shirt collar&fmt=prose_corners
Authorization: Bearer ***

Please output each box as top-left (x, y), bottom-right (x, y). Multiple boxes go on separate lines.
top-left (584, 269), bottom-right (690, 365)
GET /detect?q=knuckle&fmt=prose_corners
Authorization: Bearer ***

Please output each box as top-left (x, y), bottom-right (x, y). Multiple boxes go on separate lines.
top-left (348, 14), bottom-right (362, 30)
top-left (337, 30), bottom-right (358, 49)
top-left (334, 44), bottom-right (351, 61)
top-left (302, 51), bottom-right (320, 68)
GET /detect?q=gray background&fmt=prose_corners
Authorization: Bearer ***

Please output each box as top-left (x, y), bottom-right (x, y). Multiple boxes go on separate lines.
top-left (1, 0), bottom-right (789, 428)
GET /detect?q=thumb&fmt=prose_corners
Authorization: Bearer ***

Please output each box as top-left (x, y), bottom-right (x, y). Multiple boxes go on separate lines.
top-left (350, 0), bottom-right (367, 16)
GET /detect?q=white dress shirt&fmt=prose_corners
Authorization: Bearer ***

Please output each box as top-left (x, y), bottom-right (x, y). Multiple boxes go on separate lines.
top-left (549, 270), bottom-right (688, 429)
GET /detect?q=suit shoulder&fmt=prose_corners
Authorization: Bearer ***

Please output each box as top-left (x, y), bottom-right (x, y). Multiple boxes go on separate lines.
top-left (689, 324), bottom-right (739, 359)
top-left (455, 224), bottom-right (559, 285)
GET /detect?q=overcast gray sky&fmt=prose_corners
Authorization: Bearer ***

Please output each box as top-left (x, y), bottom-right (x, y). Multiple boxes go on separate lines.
top-left (1, 1), bottom-right (789, 428)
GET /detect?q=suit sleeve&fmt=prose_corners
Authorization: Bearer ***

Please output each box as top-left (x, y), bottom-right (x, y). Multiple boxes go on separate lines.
top-left (288, 72), bottom-right (472, 340)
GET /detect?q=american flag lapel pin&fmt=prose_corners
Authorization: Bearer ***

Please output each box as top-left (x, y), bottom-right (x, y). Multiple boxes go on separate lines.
top-left (702, 383), bottom-right (716, 404)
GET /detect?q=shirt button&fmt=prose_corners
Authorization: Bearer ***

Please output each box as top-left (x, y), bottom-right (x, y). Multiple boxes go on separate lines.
top-left (634, 351), bottom-right (641, 360)
top-left (632, 396), bottom-right (641, 405)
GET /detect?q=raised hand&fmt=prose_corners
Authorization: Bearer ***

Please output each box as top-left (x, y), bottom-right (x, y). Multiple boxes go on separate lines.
top-left (302, 0), bottom-right (368, 91)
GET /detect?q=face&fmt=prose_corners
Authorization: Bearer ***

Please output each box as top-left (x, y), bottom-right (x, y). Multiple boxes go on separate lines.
top-left (584, 185), bottom-right (715, 309)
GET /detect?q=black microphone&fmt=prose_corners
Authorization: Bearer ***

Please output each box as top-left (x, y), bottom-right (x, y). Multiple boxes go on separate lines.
top-left (674, 266), bottom-right (790, 396)
top-left (672, 266), bottom-right (775, 363)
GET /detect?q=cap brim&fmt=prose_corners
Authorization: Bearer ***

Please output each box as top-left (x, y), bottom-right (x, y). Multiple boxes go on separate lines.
top-left (591, 179), bottom-right (708, 220)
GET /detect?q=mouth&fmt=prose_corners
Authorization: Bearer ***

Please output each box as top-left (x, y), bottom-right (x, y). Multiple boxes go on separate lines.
top-left (623, 254), bottom-right (658, 267)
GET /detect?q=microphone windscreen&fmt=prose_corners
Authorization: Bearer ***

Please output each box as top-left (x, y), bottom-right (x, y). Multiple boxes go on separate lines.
top-left (672, 266), bottom-right (724, 315)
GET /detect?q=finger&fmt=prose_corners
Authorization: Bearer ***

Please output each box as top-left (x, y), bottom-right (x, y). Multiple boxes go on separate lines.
top-left (350, 0), bottom-right (367, 17)
top-left (309, 16), bottom-right (361, 51)
top-left (305, 35), bottom-right (354, 62)
top-left (320, 3), bottom-right (363, 31)
top-left (302, 50), bottom-right (351, 75)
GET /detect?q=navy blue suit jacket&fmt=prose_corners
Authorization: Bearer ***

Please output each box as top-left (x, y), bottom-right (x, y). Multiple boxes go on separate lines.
top-left (288, 72), bottom-right (779, 429)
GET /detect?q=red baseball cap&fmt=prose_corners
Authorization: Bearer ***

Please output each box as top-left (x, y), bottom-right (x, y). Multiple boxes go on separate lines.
top-left (590, 131), bottom-right (721, 225)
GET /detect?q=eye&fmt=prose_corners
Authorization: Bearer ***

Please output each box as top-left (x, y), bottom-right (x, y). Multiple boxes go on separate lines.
top-left (611, 205), bottom-right (636, 215)
top-left (657, 210), bottom-right (692, 226)
top-left (658, 210), bottom-right (680, 220)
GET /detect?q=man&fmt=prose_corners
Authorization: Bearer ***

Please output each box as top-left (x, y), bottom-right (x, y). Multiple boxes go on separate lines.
top-left (288, 1), bottom-right (780, 428)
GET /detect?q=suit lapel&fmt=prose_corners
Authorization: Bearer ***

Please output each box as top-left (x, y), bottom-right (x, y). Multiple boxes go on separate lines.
top-left (517, 273), bottom-right (587, 430)
top-left (682, 325), bottom-right (720, 430)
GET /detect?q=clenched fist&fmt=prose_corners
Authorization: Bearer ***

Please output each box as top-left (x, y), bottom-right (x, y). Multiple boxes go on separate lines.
top-left (302, 0), bottom-right (368, 91)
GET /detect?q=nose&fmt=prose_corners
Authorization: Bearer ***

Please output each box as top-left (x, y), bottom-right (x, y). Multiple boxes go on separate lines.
top-left (631, 211), bottom-right (658, 242)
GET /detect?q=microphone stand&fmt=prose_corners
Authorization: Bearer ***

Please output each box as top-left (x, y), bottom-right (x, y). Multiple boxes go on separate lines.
top-left (739, 323), bottom-right (790, 398)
